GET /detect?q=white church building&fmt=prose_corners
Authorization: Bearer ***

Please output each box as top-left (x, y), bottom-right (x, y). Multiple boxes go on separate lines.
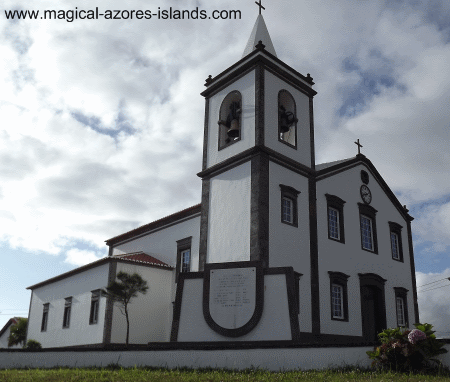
top-left (26, 14), bottom-right (419, 349)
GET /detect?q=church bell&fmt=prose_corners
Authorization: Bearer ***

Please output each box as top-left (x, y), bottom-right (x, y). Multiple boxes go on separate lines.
top-left (226, 101), bottom-right (241, 138)
top-left (279, 106), bottom-right (297, 133)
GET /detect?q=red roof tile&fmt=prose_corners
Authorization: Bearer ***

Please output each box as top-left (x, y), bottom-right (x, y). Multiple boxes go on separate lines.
top-left (114, 252), bottom-right (172, 268)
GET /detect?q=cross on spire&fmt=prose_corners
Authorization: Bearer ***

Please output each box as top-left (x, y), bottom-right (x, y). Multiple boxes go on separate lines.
top-left (255, 0), bottom-right (265, 15)
top-left (354, 139), bottom-right (363, 155)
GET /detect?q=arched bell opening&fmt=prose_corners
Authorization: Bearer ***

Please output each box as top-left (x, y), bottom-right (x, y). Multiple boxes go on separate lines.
top-left (218, 91), bottom-right (242, 150)
top-left (278, 90), bottom-right (297, 148)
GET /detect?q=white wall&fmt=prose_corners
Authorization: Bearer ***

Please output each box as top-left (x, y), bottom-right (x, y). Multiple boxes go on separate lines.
top-left (264, 71), bottom-right (312, 168)
top-left (110, 263), bottom-right (174, 344)
top-left (316, 163), bottom-right (415, 336)
top-left (207, 161), bottom-right (251, 263)
top-left (177, 274), bottom-right (292, 342)
top-left (112, 216), bottom-right (200, 271)
top-left (268, 161), bottom-right (312, 333)
top-left (27, 263), bottom-right (110, 348)
top-left (206, 70), bottom-right (256, 168)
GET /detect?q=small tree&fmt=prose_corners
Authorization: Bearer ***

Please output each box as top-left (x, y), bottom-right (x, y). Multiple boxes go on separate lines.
top-left (102, 271), bottom-right (148, 347)
top-left (8, 318), bottom-right (28, 348)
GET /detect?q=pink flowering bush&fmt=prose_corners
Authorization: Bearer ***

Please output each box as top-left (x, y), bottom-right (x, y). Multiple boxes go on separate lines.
top-left (367, 323), bottom-right (448, 372)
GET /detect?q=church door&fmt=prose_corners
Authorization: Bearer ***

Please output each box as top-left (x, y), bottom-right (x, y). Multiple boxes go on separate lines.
top-left (360, 285), bottom-right (386, 342)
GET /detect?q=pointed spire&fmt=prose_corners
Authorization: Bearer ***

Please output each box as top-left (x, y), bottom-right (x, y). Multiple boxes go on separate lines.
top-left (242, 14), bottom-right (277, 58)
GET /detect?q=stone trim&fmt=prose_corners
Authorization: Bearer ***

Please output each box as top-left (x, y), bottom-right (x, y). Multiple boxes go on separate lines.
top-left (250, 152), bottom-right (270, 267)
top-left (328, 271), bottom-right (350, 322)
top-left (198, 179), bottom-right (210, 271)
top-left (255, 63), bottom-right (265, 146)
top-left (388, 221), bottom-right (404, 262)
top-left (308, 177), bottom-right (320, 335)
top-left (394, 287), bottom-right (409, 328)
top-left (176, 237), bottom-right (192, 283)
top-left (202, 98), bottom-right (210, 171)
top-left (279, 184), bottom-right (300, 228)
top-left (358, 203), bottom-right (378, 254)
top-left (309, 97), bottom-right (315, 170)
top-left (202, 261), bottom-right (264, 338)
top-left (325, 194), bottom-right (346, 244)
top-left (102, 260), bottom-right (117, 345)
top-left (407, 220), bottom-right (420, 324)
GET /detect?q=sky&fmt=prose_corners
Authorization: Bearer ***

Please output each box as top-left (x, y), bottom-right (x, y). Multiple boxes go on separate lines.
top-left (1, 0), bottom-right (450, 339)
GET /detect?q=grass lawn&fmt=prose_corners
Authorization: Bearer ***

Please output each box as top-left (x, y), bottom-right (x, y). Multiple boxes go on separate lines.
top-left (2, 366), bottom-right (450, 382)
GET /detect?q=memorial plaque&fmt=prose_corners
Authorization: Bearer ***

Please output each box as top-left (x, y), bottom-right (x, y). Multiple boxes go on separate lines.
top-left (209, 267), bottom-right (256, 329)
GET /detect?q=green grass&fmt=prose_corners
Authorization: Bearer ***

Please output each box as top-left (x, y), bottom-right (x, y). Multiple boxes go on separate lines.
top-left (2, 366), bottom-right (450, 382)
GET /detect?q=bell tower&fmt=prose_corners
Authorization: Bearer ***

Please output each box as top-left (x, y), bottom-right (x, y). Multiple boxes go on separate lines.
top-left (197, 12), bottom-right (317, 271)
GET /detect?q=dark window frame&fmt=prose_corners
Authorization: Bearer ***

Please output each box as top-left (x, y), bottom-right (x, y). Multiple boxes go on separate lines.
top-left (62, 297), bottom-right (72, 329)
top-left (41, 303), bottom-right (49, 332)
top-left (394, 287), bottom-right (409, 327)
top-left (328, 271), bottom-right (350, 322)
top-left (279, 184), bottom-right (300, 227)
top-left (358, 203), bottom-right (378, 254)
top-left (176, 236), bottom-right (192, 283)
top-left (218, 91), bottom-right (242, 151)
top-left (389, 222), bottom-right (404, 262)
top-left (89, 290), bottom-right (101, 325)
top-left (325, 194), bottom-right (346, 244)
top-left (278, 89), bottom-right (298, 149)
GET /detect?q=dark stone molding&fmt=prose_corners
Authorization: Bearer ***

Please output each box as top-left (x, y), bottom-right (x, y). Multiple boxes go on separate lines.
top-left (358, 272), bottom-right (387, 342)
top-left (308, 177), bottom-right (320, 335)
top-left (407, 220), bottom-right (420, 324)
top-left (24, 290), bottom-right (33, 344)
top-left (389, 221), bottom-right (404, 262)
top-left (255, 63), bottom-right (265, 146)
top-left (202, 262), bottom-right (264, 338)
top-left (394, 287), bottom-right (409, 328)
top-left (325, 194), bottom-right (346, 244)
top-left (198, 179), bottom-right (210, 272)
top-left (102, 260), bottom-right (117, 345)
top-left (279, 184), bottom-right (301, 228)
top-left (250, 152), bottom-right (270, 267)
top-left (176, 237), bottom-right (192, 283)
top-left (328, 271), bottom-right (350, 322)
top-left (202, 98), bottom-right (210, 171)
top-left (197, 145), bottom-right (313, 180)
top-left (108, 245), bottom-right (113, 257)
top-left (309, 97), bottom-right (316, 170)
top-left (358, 202), bottom-right (379, 254)
top-left (316, 157), bottom-right (413, 223)
top-left (201, 51), bottom-right (316, 99)
top-left (285, 268), bottom-right (301, 341)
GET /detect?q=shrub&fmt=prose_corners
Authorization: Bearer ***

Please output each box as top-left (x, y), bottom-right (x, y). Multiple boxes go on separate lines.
top-left (25, 339), bottom-right (42, 351)
top-left (367, 323), bottom-right (448, 373)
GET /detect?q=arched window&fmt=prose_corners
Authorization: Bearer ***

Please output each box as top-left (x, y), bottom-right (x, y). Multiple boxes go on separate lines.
top-left (218, 91), bottom-right (242, 150)
top-left (278, 90), bottom-right (297, 148)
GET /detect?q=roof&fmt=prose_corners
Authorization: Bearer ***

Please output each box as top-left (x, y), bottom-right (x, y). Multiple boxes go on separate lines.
top-left (27, 252), bottom-right (173, 290)
top-left (105, 204), bottom-right (201, 246)
top-left (113, 252), bottom-right (171, 268)
top-left (316, 154), bottom-right (413, 222)
top-left (242, 14), bottom-right (277, 58)
top-left (0, 317), bottom-right (25, 338)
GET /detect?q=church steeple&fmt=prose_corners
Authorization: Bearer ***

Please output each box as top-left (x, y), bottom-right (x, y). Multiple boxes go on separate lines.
top-left (242, 14), bottom-right (277, 58)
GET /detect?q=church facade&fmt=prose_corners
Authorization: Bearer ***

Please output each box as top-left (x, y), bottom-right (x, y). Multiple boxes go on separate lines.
top-left (25, 14), bottom-right (419, 348)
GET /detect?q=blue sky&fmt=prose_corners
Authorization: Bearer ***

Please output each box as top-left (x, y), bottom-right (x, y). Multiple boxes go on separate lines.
top-left (1, 0), bottom-right (450, 338)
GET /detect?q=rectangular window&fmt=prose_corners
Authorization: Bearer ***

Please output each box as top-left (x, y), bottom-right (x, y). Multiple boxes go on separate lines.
top-left (391, 232), bottom-right (399, 260)
top-left (396, 297), bottom-right (405, 326)
top-left (331, 284), bottom-right (344, 319)
top-left (62, 297), bottom-right (72, 328)
top-left (282, 197), bottom-right (293, 224)
top-left (89, 291), bottom-right (100, 325)
top-left (360, 215), bottom-right (373, 251)
top-left (328, 207), bottom-right (340, 240)
top-left (41, 303), bottom-right (49, 332)
top-left (181, 249), bottom-right (191, 273)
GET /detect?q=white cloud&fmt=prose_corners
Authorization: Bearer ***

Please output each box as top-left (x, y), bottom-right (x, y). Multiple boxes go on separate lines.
top-left (417, 270), bottom-right (450, 338)
top-left (64, 248), bottom-right (103, 266)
